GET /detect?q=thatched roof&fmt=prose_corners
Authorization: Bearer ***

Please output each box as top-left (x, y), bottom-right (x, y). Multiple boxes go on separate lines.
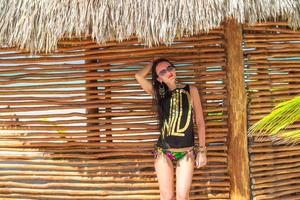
top-left (0, 0), bottom-right (299, 53)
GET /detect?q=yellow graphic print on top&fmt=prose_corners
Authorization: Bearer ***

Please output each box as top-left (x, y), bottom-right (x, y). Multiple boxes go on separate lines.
top-left (161, 89), bottom-right (192, 139)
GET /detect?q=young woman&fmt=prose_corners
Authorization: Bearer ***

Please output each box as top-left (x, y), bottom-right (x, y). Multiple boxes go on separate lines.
top-left (135, 58), bottom-right (207, 200)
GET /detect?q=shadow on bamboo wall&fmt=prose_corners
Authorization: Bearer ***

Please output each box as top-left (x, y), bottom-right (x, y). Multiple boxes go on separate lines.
top-left (0, 28), bottom-right (229, 199)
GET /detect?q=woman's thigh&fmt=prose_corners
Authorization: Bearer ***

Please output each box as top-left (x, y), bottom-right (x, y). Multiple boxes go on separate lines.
top-left (154, 152), bottom-right (175, 196)
top-left (175, 151), bottom-right (195, 199)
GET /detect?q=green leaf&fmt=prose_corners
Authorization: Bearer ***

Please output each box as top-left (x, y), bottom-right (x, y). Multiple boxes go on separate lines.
top-left (248, 95), bottom-right (300, 144)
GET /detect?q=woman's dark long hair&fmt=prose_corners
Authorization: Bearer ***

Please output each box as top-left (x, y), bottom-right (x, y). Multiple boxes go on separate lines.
top-left (151, 58), bottom-right (175, 131)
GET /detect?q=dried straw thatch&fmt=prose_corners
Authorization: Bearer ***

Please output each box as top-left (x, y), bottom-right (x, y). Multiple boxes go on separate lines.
top-left (0, 0), bottom-right (300, 53)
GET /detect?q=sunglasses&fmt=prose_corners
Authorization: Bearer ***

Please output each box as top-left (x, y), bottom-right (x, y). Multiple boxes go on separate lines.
top-left (158, 65), bottom-right (175, 76)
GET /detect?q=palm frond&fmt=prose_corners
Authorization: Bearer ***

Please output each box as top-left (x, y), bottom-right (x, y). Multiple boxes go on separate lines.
top-left (248, 95), bottom-right (300, 144)
top-left (274, 129), bottom-right (300, 145)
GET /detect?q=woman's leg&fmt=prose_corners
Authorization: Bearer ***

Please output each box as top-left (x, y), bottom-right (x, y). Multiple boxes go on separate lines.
top-left (175, 151), bottom-right (195, 200)
top-left (155, 152), bottom-right (175, 200)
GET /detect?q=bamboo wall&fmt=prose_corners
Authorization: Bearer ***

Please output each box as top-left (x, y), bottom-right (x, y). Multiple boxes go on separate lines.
top-left (0, 29), bottom-right (229, 199)
top-left (244, 22), bottom-right (300, 199)
top-left (0, 21), bottom-right (299, 200)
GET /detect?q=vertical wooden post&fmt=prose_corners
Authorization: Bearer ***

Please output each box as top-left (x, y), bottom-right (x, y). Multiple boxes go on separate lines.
top-left (224, 19), bottom-right (250, 200)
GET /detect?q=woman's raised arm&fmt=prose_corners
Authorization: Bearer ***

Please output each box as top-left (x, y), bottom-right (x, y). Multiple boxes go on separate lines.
top-left (135, 63), bottom-right (154, 96)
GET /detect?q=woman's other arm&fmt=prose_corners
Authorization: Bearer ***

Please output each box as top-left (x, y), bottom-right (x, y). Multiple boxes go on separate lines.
top-left (190, 85), bottom-right (206, 146)
top-left (190, 84), bottom-right (207, 168)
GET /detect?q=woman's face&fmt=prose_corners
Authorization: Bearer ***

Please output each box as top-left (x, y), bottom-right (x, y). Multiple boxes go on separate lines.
top-left (155, 62), bottom-right (176, 84)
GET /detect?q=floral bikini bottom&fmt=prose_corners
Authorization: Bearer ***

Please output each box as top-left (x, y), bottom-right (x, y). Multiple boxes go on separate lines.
top-left (153, 146), bottom-right (196, 163)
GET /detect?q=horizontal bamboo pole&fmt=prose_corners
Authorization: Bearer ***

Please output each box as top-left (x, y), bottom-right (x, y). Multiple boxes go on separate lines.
top-left (0, 157), bottom-right (227, 168)
top-left (0, 115), bottom-right (157, 125)
top-left (251, 162), bottom-right (300, 175)
top-left (0, 144), bottom-right (226, 153)
top-left (1, 135), bottom-right (158, 142)
top-left (0, 78), bottom-right (226, 92)
top-left (0, 188), bottom-right (227, 199)
top-left (245, 38), bottom-right (300, 43)
top-left (243, 21), bottom-right (290, 27)
top-left (252, 178), bottom-right (300, 190)
top-left (0, 138), bottom-right (227, 148)
top-left (249, 89), bottom-right (300, 97)
top-left (252, 167), bottom-right (300, 179)
top-left (249, 96), bottom-right (298, 103)
top-left (251, 157), bottom-right (300, 167)
top-left (0, 180), bottom-right (160, 188)
top-left (247, 75), bottom-right (300, 82)
top-left (57, 33), bottom-right (223, 46)
top-left (0, 39), bottom-right (224, 58)
top-left (243, 26), bottom-right (300, 34)
top-left (248, 100), bottom-right (299, 110)
top-left (0, 167), bottom-right (228, 176)
top-left (0, 181), bottom-right (158, 190)
top-left (0, 174), bottom-right (227, 183)
top-left (0, 99), bottom-right (225, 114)
top-left (247, 84), bottom-right (299, 91)
top-left (0, 193), bottom-right (229, 200)
top-left (0, 141), bottom-right (156, 148)
top-left (0, 123), bottom-right (156, 130)
top-left (249, 114), bottom-right (300, 121)
top-left (253, 185), bottom-right (300, 196)
top-left (244, 33), bottom-right (300, 39)
top-left (252, 172), bottom-right (300, 185)
top-left (0, 161), bottom-right (227, 172)
top-left (245, 48), bottom-right (300, 56)
top-left (0, 188), bottom-right (160, 197)
top-left (0, 57), bottom-right (223, 73)
top-left (245, 42), bottom-right (300, 49)
top-left (0, 131), bottom-right (227, 142)
top-left (1, 126), bottom-right (228, 135)
top-left (247, 60), bottom-right (300, 66)
top-left (254, 188), bottom-right (300, 200)
top-left (0, 151), bottom-right (227, 160)
top-left (0, 111), bottom-right (154, 119)
top-left (0, 194), bottom-right (160, 200)
top-left (0, 127), bottom-right (226, 138)
top-left (249, 146), bottom-right (300, 153)
top-left (251, 150), bottom-right (300, 161)
top-left (0, 48), bottom-right (225, 64)
top-left (248, 103), bottom-right (278, 110)
top-left (0, 182), bottom-right (229, 193)
top-left (250, 142), bottom-right (280, 147)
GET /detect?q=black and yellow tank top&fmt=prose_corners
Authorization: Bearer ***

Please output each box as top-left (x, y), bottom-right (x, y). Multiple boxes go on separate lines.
top-left (156, 84), bottom-right (195, 149)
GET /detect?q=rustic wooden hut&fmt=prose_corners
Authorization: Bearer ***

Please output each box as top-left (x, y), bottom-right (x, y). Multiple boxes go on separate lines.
top-left (0, 1), bottom-right (299, 199)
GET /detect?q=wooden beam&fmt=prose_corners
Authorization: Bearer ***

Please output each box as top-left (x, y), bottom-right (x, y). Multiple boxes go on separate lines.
top-left (224, 19), bottom-right (251, 200)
